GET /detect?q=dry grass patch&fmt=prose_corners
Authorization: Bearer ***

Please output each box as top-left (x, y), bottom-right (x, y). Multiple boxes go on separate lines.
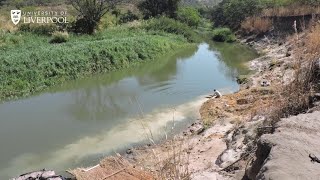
top-left (262, 5), bottom-right (320, 17)
top-left (69, 156), bottom-right (154, 180)
top-left (241, 17), bottom-right (273, 34)
top-left (306, 25), bottom-right (320, 55)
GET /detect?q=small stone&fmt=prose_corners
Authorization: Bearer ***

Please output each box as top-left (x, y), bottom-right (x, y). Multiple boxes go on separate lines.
top-left (126, 149), bottom-right (133, 154)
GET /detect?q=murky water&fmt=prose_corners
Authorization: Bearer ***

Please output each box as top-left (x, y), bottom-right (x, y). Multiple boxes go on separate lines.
top-left (0, 43), bottom-right (257, 179)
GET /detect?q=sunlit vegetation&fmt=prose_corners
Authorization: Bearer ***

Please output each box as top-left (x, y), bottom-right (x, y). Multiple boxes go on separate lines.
top-left (0, 28), bottom-right (191, 101)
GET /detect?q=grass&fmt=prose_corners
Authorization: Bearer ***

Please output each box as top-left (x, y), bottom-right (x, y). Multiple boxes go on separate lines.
top-left (255, 23), bottom-right (320, 130)
top-left (261, 5), bottom-right (320, 17)
top-left (142, 17), bottom-right (201, 43)
top-left (0, 27), bottom-right (192, 101)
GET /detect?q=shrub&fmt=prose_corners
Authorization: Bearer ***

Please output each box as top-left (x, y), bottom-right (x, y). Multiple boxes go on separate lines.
top-left (212, 28), bottom-right (236, 42)
top-left (176, 7), bottom-right (201, 27)
top-left (119, 10), bottom-right (139, 24)
top-left (70, 0), bottom-right (119, 34)
top-left (138, 0), bottom-right (180, 18)
top-left (49, 32), bottom-right (69, 44)
top-left (0, 31), bottom-right (23, 48)
top-left (143, 17), bottom-right (199, 42)
top-left (211, 0), bottom-right (262, 29)
top-left (18, 24), bottom-right (57, 35)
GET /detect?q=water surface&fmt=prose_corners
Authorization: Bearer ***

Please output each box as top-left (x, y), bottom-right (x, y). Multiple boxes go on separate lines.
top-left (0, 43), bottom-right (257, 179)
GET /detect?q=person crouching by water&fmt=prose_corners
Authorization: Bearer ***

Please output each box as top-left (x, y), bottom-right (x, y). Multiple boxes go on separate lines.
top-left (213, 89), bottom-right (222, 98)
top-left (207, 89), bottom-right (222, 99)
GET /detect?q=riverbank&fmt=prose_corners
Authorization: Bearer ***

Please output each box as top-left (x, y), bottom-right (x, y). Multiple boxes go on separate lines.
top-left (0, 27), bottom-right (193, 102)
top-left (68, 26), bottom-right (320, 179)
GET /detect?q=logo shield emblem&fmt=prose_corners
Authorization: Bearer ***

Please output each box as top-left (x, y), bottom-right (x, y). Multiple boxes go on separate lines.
top-left (11, 10), bottom-right (21, 25)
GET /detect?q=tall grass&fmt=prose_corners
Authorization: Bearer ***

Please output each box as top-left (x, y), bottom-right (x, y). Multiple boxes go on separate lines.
top-left (261, 5), bottom-right (320, 17)
top-left (241, 17), bottom-right (273, 34)
top-left (264, 25), bottom-right (320, 125)
top-left (0, 28), bottom-right (191, 101)
top-left (142, 17), bottom-right (200, 43)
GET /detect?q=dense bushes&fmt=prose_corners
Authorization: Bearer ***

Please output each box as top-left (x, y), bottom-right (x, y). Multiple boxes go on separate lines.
top-left (119, 11), bottom-right (139, 24)
top-left (211, 0), bottom-right (262, 29)
top-left (49, 32), bottom-right (69, 44)
top-left (176, 7), bottom-right (201, 27)
top-left (212, 28), bottom-right (236, 42)
top-left (0, 29), bottom-right (190, 100)
top-left (18, 24), bottom-right (57, 35)
top-left (143, 17), bottom-right (199, 42)
top-left (0, 31), bottom-right (23, 48)
top-left (138, 0), bottom-right (180, 18)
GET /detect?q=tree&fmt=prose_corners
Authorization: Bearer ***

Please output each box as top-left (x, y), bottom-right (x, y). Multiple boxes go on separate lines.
top-left (211, 0), bottom-right (261, 29)
top-left (69, 0), bottom-right (118, 34)
top-left (138, 0), bottom-right (180, 19)
top-left (176, 7), bottom-right (201, 27)
top-left (0, 0), bottom-right (6, 6)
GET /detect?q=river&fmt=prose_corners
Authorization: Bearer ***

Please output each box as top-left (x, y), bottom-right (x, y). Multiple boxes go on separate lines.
top-left (0, 42), bottom-right (257, 179)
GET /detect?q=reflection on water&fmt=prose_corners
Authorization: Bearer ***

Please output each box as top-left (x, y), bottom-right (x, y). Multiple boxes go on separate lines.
top-left (209, 42), bottom-right (258, 79)
top-left (0, 43), bottom-right (257, 179)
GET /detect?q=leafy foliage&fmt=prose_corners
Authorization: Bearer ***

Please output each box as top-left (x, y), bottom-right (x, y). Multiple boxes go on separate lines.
top-left (18, 24), bottom-right (57, 35)
top-left (138, 0), bottom-right (181, 18)
top-left (69, 0), bottom-right (118, 34)
top-left (143, 17), bottom-right (200, 42)
top-left (211, 0), bottom-right (262, 29)
top-left (176, 7), bottom-right (201, 27)
top-left (212, 27), bottom-right (236, 42)
top-left (119, 10), bottom-right (139, 24)
top-left (49, 32), bottom-right (69, 44)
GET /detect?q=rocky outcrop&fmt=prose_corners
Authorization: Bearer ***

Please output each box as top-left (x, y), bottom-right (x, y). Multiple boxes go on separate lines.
top-left (246, 111), bottom-right (320, 180)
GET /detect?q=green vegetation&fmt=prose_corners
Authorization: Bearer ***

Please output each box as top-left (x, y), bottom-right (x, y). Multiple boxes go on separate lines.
top-left (176, 7), bottom-right (201, 27)
top-left (119, 10), bottom-right (139, 24)
top-left (0, 28), bottom-right (192, 101)
top-left (49, 32), bottom-right (69, 43)
top-left (18, 24), bottom-right (57, 36)
top-left (0, 0), bottom-right (214, 101)
top-left (69, 0), bottom-right (118, 34)
top-left (211, 0), bottom-right (262, 29)
top-left (138, 0), bottom-right (180, 18)
top-left (143, 17), bottom-right (200, 42)
top-left (212, 27), bottom-right (236, 42)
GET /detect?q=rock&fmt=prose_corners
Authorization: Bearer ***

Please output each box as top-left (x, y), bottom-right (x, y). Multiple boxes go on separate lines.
top-left (236, 98), bottom-right (249, 105)
top-left (126, 149), bottom-right (133, 154)
top-left (12, 170), bottom-right (58, 180)
top-left (285, 51), bottom-right (291, 57)
top-left (196, 127), bottom-right (205, 135)
top-left (260, 80), bottom-right (270, 87)
top-left (245, 111), bottom-right (320, 179)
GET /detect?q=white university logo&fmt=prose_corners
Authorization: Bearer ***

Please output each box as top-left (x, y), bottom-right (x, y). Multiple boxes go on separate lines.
top-left (11, 10), bottom-right (21, 25)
